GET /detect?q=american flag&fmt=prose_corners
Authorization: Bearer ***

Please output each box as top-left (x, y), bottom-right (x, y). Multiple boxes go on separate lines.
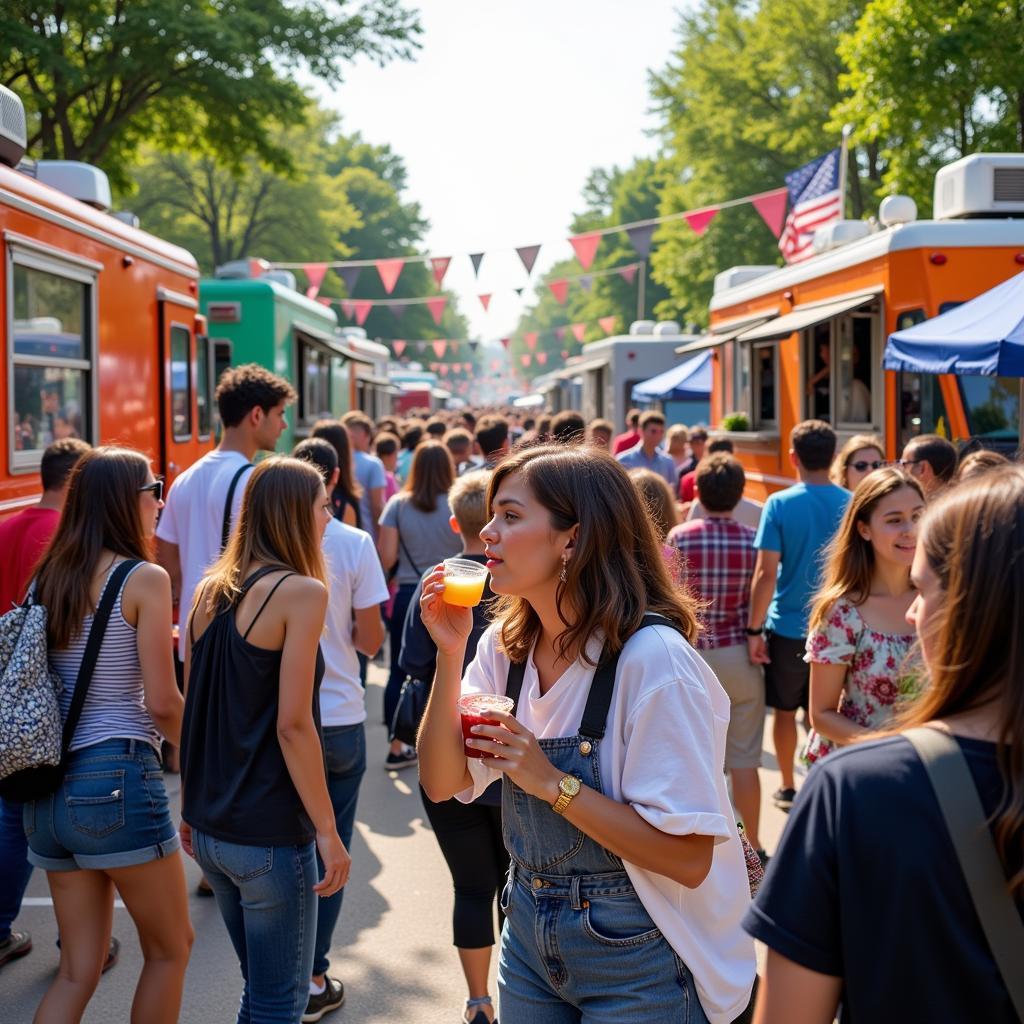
top-left (779, 148), bottom-right (842, 264)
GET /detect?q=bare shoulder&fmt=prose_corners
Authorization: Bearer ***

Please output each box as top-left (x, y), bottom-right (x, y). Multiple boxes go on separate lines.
top-left (122, 560), bottom-right (170, 601)
top-left (279, 574), bottom-right (328, 608)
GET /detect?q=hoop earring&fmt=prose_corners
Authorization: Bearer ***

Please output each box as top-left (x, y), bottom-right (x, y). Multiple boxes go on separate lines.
top-left (559, 556), bottom-right (568, 584)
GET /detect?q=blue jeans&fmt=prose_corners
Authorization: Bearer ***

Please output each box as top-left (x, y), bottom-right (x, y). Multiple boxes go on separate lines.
top-left (0, 798), bottom-right (32, 941)
top-left (313, 723), bottom-right (366, 977)
top-left (194, 831), bottom-right (317, 1024)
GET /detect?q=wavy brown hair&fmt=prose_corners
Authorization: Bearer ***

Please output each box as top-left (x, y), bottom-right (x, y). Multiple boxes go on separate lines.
top-left (195, 456), bottom-right (327, 615)
top-left (893, 465), bottom-right (1024, 896)
top-left (628, 468), bottom-right (678, 541)
top-left (404, 440), bottom-right (455, 512)
top-left (808, 468), bottom-right (924, 634)
top-left (33, 447), bottom-right (152, 649)
top-left (487, 444), bottom-right (699, 665)
top-left (829, 433), bottom-right (885, 488)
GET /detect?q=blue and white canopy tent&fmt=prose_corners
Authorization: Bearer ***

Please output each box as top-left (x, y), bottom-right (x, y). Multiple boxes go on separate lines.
top-left (883, 270), bottom-right (1024, 443)
top-left (631, 349), bottom-right (712, 426)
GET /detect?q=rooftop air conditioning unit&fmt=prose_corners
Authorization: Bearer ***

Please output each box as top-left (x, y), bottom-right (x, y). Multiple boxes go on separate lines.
top-left (653, 320), bottom-right (682, 336)
top-left (0, 84), bottom-right (27, 167)
top-left (215, 260), bottom-right (252, 279)
top-left (629, 320), bottom-right (655, 335)
top-left (36, 160), bottom-right (112, 211)
top-left (263, 270), bottom-right (296, 290)
top-left (812, 219), bottom-right (871, 254)
top-left (934, 154), bottom-right (1024, 220)
top-left (713, 266), bottom-right (776, 295)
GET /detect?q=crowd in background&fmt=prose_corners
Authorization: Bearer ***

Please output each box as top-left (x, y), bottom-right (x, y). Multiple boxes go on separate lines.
top-left (0, 371), bottom-right (1021, 1024)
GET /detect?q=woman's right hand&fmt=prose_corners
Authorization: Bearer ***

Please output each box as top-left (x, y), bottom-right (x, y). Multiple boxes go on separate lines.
top-left (314, 828), bottom-right (351, 898)
top-left (419, 566), bottom-right (472, 654)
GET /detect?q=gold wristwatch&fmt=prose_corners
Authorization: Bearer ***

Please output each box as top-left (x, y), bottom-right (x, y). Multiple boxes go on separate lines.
top-left (552, 774), bottom-right (582, 815)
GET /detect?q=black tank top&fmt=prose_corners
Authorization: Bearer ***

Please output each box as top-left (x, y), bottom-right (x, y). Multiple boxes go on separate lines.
top-left (180, 567), bottom-right (326, 846)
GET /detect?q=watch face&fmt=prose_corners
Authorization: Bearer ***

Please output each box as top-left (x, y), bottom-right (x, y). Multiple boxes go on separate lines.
top-left (559, 775), bottom-right (582, 797)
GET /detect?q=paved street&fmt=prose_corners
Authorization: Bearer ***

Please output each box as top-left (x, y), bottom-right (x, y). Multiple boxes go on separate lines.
top-left (1, 666), bottom-right (792, 1022)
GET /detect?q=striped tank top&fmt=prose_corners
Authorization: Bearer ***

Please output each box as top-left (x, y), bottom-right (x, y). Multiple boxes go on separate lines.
top-left (51, 561), bottom-right (161, 753)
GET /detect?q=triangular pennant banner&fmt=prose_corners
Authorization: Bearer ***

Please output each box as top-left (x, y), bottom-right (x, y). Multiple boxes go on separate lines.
top-left (375, 258), bottom-right (404, 294)
top-left (579, 274), bottom-right (593, 293)
top-left (248, 258), bottom-right (268, 277)
top-left (478, 293), bottom-right (491, 312)
top-left (316, 297), bottom-right (333, 307)
top-left (354, 301), bottom-right (374, 326)
top-left (303, 263), bottom-right (328, 298)
top-left (554, 326), bottom-right (567, 341)
top-left (752, 188), bottom-right (789, 239)
top-left (432, 339), bottom-right (447, 359)
top-left (525, 332), bottom-right (538, 351)
top-left (500, 338), bottom-right (511, 350)
top-left (570, 323), bottom-right (587, 343)
top-left (392, 340), bottom-right (407, 357)
top-left (548, 279), bottom-right (569, 305)
top-left (340, 300), bottom-right (355, 319)
top-left (336, 266), bottom-right (360, 294)
top-left (514, 287), bottom-right (524, 298)
top-left (438, 364), bottom-right (449, 376)
top-left (625, 223), bottom-right (656, 258)
top-left (469, 252), bottom-right (485, 277)
top-left (416, 340), bottom-right (428, 352)
top-left (491, 359), bottom-right (502, 371)
top-left (520, 353), bottom-right (532, 367)
top-left (536, 351), bottom-right (548, 365)
top-left (390, 304), bottom-right (407, 322)
top-left (684, 208), bottom-right (720, 236)
top-left (516, 244), bottom-right (541, 276)
top-left (427, 297), bottom-right (448, 325)
top-left (430, 256), bottom-right (451, 287)
top-left (599, 315), bottom-right (617, 335)
top-left (560, 349), bottom-right (569, 359)
top-left (618, 264), bottom-right (639, 285)
top-left (569, 231), bottom-right (601, 270)
top-left (468, 340), bottom-right (479, 351)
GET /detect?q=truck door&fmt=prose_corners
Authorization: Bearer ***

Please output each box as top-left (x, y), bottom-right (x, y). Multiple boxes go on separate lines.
top-left (158, 299), bottom-right (197, 489)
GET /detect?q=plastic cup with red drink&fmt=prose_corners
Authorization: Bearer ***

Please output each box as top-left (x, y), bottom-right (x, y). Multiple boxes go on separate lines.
top-left (457, 693), bottom-right (514, 758)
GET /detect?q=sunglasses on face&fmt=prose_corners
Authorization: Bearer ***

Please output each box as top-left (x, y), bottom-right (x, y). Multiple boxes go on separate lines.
top-left (851, 460), bottom-right (885, 472)
top-left (138, 478), bottom-right (164, 502)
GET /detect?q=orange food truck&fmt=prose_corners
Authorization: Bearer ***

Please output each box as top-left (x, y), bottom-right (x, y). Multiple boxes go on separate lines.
top-left (680, 153), bottom-right (1024, 499)
top-left (1, 85), bottom-right (213, 521)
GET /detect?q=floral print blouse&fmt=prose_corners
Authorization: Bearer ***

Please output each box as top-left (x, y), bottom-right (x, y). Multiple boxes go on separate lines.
top-left (802, 598), bottom-right (920, 766)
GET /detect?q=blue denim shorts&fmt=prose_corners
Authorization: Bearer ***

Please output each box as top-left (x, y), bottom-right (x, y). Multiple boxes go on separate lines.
top-left (24, 738), bottom-right (180, 872)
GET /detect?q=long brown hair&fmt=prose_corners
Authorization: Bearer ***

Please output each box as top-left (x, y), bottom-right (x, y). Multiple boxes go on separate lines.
top-left (895, 466), bottom-right (1024, 896)
top-left (829, 432), bottom-right (885, 488)
top-left (312, 419), bottom-right (362, 500)
top-left (488, 444), bottom-right (699, 665)
top-left (404, 440), bottom-right (455, 512)
top-left (197, 456), bottom-right (327, 614)
top-left (628, 468), bottom-right (678, 541)
top-left (33, 446), bottom-right (152, 649)
top-left (808, 468), bottom-right (923, 634)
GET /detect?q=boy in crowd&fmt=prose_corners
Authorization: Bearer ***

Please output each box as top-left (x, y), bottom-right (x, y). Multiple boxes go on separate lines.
top-left (615, 411), bottom-right (677, 486)
top-left (292, 439), bottom-right (388, 1022)
top-left (900, 433), bottom-right (957, 498)
top-left (612, 408), bottom-right (641, 454)
top-left (549, 410), bottom-right (586, 444)
top-left (341, 412), bottom-right (386, 540)
top-left (747, 420), bottom-right (849, 810)
top-left (444, 428), bottom-right (476, 473)
top-left (474, 415), bottom-right (510, 469)
top-left (671, 454), bottom-right (765, 860)
top-left (587, 418), bottom-right (613, 450)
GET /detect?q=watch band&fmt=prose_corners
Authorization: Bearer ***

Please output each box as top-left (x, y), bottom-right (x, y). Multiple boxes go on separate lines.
top-left (745, 627), bottom-right (764, 636)
top-left (552, 775), bottom-right (581, 815)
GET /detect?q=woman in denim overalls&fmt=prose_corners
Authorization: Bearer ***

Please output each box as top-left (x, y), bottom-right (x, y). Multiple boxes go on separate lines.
top-left (419, 445), bottom-right (756, 1024)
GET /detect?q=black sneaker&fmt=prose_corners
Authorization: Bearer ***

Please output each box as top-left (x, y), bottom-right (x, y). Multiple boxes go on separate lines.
top-left (0, 931), bottom-right (32, 968)
top-left (384, 747), bottom-right (418, 771)
top-left (772, 787), bottom-right (797, 811)
top-left (303, 977), bottom-right (345, 1022)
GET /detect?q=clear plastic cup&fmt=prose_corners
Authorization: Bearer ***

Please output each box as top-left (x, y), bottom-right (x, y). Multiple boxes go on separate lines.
top-left (442, 557), bottom-right (489, 607)
top-left (457, 693), bottom-right (514, 758)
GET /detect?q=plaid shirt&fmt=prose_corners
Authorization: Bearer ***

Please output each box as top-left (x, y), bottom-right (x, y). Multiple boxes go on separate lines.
top-left (670, 517), bottom-right (756, 650)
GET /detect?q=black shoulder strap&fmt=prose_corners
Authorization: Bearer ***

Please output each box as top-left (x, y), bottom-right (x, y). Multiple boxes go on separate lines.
top-left (221, 463), bottom-right (253, 553)
top-left (61, 559), bottom-right (142, 757)
top-left (506, 658), bottom-right (527, 712)
top-left (240, 571), bottom-right (295, 640)
top-left (394, 500), bottom-right (422, 577)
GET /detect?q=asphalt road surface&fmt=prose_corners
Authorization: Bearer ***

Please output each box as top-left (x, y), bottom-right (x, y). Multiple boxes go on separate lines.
top-left (1, 665), bottom-right (792, 1023)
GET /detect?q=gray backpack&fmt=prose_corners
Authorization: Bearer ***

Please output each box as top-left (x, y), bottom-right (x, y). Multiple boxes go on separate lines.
top-left (0, 600), bottom-right (63, 782)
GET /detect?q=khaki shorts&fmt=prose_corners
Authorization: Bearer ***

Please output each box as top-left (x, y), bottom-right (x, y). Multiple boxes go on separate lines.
top-left (702, 643), bottom-right (766, 770)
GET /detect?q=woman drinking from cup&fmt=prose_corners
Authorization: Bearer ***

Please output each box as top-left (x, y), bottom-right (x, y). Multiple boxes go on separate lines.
top-left (418, 444), bottom-right (755, 1023)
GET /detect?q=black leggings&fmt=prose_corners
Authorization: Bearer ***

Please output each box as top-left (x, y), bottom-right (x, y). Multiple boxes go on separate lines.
top-left (420, 786), bottom-right (509, 949)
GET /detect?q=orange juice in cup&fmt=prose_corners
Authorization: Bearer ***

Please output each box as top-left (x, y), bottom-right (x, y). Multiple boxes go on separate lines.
top-left (442, 558), bottom-right (489, 607)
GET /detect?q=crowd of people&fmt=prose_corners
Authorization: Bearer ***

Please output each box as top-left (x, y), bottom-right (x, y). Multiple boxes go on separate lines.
top-left (0, 372), bottom-right (1021, 1024)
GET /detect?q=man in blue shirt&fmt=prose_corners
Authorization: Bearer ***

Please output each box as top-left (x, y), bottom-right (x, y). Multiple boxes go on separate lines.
top-left (615, 410), bottom-right (677, 486)
top-left (747, 420), bottom-right (849, 811)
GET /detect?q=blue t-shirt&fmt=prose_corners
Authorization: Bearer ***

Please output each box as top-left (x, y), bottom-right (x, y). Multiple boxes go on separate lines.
top-left (753, 482), bottom-right (849, 638)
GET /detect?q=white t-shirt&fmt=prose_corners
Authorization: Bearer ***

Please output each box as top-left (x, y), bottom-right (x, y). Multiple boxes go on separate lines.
top-left (156, 449), bottom-right (253, 659)
top-left (319, 518), bottom-right (390, 726)
top-left (457, 623), bottom-right (756, 1024)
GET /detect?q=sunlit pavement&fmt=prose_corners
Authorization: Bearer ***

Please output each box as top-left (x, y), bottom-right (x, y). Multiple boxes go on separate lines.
top-left (0, 666), bottom-right (792, 1021)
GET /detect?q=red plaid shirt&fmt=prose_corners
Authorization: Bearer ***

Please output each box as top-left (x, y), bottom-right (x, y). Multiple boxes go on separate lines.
top-left (670, 516), bottom-right (756, 650)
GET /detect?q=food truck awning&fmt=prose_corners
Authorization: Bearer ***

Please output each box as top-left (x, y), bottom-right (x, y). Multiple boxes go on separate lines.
top-left (737, 290), bottom-right (881, 343)
top-left (631, 350), bottom-right (713, 402)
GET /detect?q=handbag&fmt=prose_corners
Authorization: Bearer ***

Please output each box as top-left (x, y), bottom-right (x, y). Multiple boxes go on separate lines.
top-left (905, 727), bottom-right (1024, 1018)
top-left (0, 560), bottom-right (141, 803)
top-left (389, 675), bottom-right (430, 747)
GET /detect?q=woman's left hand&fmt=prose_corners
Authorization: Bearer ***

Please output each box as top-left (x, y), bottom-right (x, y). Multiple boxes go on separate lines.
top-left (467, 711), bottom-right (561, 801)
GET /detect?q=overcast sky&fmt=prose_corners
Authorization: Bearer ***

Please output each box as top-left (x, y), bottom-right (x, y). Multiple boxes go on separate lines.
top-left (316, 0), bottom-right (684, 342)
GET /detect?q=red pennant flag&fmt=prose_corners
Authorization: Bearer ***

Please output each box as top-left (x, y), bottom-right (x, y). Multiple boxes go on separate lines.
top-left (500, 338), bottom-right (511, 350)
top-left (520, 353), bottom-right (532, 367)
top-left (478, 293), bottom-right (492, 312)
top-left (427, 297), bottom-right (448, 325)
top-left (430, 256), bottom-right (451, 287)
top-left (432, 339), bottom-right (447, 359)
top-left (570, 323), bottom-right (587, 343)
top-left (536, 351), bottom-right (548, 365)
top-left (316, 297), bottom-right (333, 307)
top-left (248, 258), bottom-right (268, 278)
top-left (548, 279), bottom-right (569, 305)
top-left (392, 340), bottom-right (407, 357)
top-left (516, 244), bottom-right (541, 275)
top-left (599, 315), bottom-right (617, 335)
top-left (617, 264), bottom-right (639, 285)
top-left (684, 208), bottom-right (720, 236)
top-left (569, 232), bottom-right (601, 270)
top-left (303, 263), bottom-right (328, 297)
top-left (354, 301), bottom-right (374, 326)
top-left (340, 300), bottom-right (355, 319)
top-left (525, 332), bottom-right (538, 351)
top-left (439, 364), bottom-right (449, 377)
top-left (491, 359), bottom-right (502, 371)
top-left (752, 188), bottom-right (789, 238)
top-left (375, 258), bottom-right (404, 294)
top-left (560, 349), bottom-right (569, 359)
top-left (554, 326), bottom-right (567, 341)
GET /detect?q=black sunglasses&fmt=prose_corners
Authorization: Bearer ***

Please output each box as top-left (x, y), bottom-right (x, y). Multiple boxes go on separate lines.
top-left (850, 460), bottom-right (885, 472)
top-left (138, 478), bottom-right (164, 502)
